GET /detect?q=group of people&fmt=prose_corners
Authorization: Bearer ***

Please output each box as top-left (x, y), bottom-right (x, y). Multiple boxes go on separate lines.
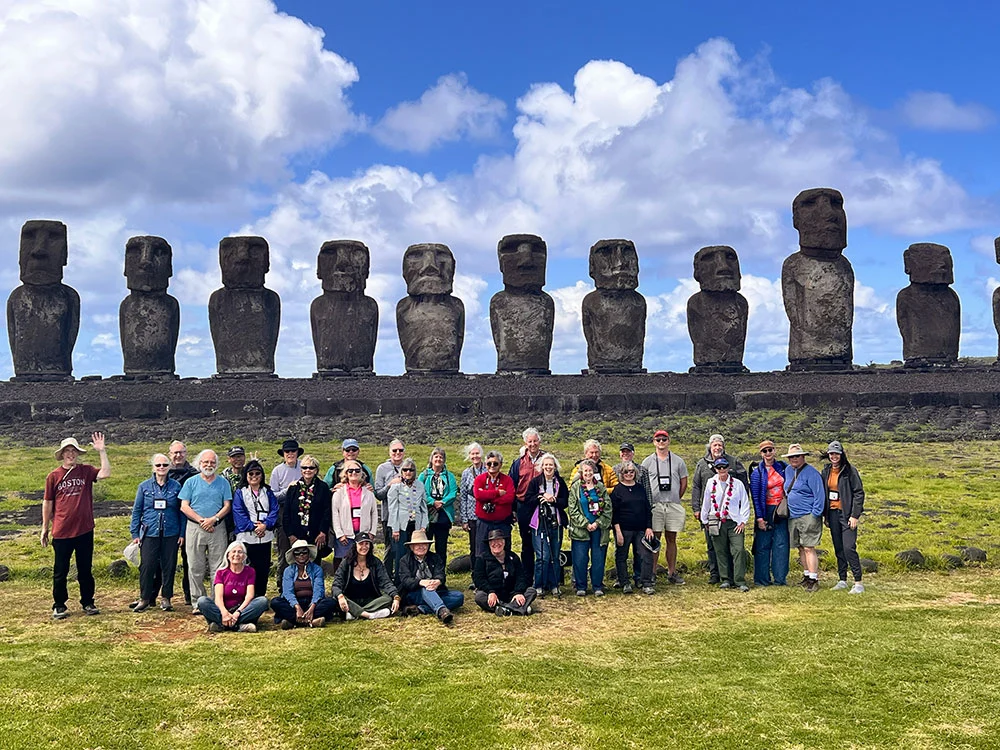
top-left (39, 427), bottom-right (866, 629)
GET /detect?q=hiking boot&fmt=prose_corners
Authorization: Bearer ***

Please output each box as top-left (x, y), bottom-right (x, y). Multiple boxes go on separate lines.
top-left (798, 575), bottom-right (811, 589)
top-left (642, 586), bottom-right (655, 595)
top-left (805, 579), bottom-right (820, 593)
top-left (668, 573), bottom-right (686, 585)
top-left (52, 605), bottom-right (69, 620)
top-left (207, 622), bottom-right (222, 632)
top-left (128, 599), bottom-right (140, 610)
top-left (849, 582), bottom-right (865, 595)
top-left (403, 605), bottom-right (422, 617)
top-left (238, 623), bottom-right (257, 633)
top-left (437, 607), bottom-right (453, 625)
top-left (832, 580), bottom-right (849, 591)
top-left (132, 600), bottom-right (150, 613)
top-left (622, 584), bottom-right (634, 594)
top-left (82, 604), bottom-right (100, 616)
top-left (494, 604), bottom-right (512, 617)
top-left (280, 618), bottom-right (295, 630)
top-left (708, 575), bottom-right (720, 585)
top-left (309, 617), bottom-right (325, 628)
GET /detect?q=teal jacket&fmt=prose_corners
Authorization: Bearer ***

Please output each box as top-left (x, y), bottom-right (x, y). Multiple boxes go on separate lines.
top-left (417, 467), bottom-right (458, 524)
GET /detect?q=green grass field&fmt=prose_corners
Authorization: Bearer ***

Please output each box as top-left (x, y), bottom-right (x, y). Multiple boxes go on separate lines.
top-left (1, 439), bottom-right (999, 748)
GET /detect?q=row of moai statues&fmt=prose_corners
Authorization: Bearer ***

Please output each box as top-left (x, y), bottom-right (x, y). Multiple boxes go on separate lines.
top-left (5, 189), bottom-right (982, 381)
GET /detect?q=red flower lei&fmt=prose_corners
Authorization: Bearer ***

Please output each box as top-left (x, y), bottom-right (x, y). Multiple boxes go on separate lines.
top-left (710, 477), bottom-right (733, 521)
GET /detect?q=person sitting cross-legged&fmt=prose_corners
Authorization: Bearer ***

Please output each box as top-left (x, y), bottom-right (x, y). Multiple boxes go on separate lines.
top-left (270, 539), bottom-right (337, 629)
top-left (396, 529), bottom-right (465, 624)
top-left (473, 529), bottom-right (537, 616)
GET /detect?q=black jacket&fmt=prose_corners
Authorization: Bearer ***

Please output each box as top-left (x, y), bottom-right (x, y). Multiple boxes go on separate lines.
top-left (283, 479), bottom-right (333, 544)
top-left (473, 550), bottom-right (528, 599)
top-left (330, 555), bottom-right (397, 600)
top-left (397, 550), bottom-right (449, 596)
top-left (523, 472), bottom-right (569, 527)
top-left (820, 458), bottom-right (865, 521)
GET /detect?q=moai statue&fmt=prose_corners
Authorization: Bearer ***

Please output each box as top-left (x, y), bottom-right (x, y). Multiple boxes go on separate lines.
top-left (687, 245), bottom-right (749, 373)
top-left (581, 239), bottom-right (646, 374)
top-left (208, 236), bottom-right (280, 377)
top-left (489, 234), bottom-right (554, 375)
top-left (7, 220), bottom-right (79, 381)
top-left (782, 188), bottom-right (854, 371)
top-left (120, 236), bottom-right (180, 378)
top-left (311, 240), bottom-right (378, 377)
top-left (396, 243), bottom-right (465, 375)
top-left (994, 237), bottom-right (1000, 364)
top-left (896, 243), bottom-right (960, 367)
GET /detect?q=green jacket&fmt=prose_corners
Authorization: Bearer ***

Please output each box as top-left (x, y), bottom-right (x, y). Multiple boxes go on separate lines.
top-left (566, 479), bottom-right (612, 544)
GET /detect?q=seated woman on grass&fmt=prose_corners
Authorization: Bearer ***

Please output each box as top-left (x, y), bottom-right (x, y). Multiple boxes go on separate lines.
top-left (397, 529), bottom-right (464, 624)
top-left (331, 532), bottom-right (400, 620)
top-left (197, 540), bottom-right (270, 632)
top-left (271, 539), bottom-right (337, 629)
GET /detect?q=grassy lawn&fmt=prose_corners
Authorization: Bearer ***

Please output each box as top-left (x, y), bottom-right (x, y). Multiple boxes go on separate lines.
top-left (1, 439), bottom-right (999, 748)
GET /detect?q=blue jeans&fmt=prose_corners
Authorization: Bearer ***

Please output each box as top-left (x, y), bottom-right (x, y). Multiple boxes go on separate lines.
top-left (752, 513), bottom-right (790, 585)
top-left (533, 525), bottom-right (563, 590)
top-left (404, 588), bottom-right (465, 614)
top-left (197, 595), bottom-right (270, 629)
top-left (571, 532), bottom-right (607, 592)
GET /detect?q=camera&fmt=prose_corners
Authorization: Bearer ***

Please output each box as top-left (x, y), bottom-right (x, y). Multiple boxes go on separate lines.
top-left (658, 479), bottom-right (671, 492)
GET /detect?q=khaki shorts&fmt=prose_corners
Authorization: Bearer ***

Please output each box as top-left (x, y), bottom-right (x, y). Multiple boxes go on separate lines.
top-left (651, 502), bottom-right (686, 533)
top-left (789, 513), bottom-right (822, 547)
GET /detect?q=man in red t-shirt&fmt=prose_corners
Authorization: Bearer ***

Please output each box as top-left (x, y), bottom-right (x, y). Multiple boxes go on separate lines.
top-left (41, 432), bottom-right (112, 619)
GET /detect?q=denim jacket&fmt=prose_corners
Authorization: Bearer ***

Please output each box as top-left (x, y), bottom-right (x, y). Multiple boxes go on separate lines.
top-left (130, 476), bottom-right (184, 539)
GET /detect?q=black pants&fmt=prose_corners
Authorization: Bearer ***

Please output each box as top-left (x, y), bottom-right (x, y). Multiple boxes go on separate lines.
top-left (149, 537), bottom-right (191, 603)
top-left (428, 519), bottom-right (451, 564)
top-left (139, 535), bottom-right (179, 601)
top-left (382, 518), bottom-right (395, 578)
top-left (270, 595), bottom-right (337, 623)
top-left (465, 520), bottom-right (478, 570)
top-left (474, 587), bottom-right (537, 614)
top-left (827, 510), bottom-right (862, 581)
top-left (516, 503), bottom-right (535, 583)
top-left (615, 529), bottom-right (653, 587)
top-left (52, 530), bottom-right (95, 608)
top-left (274, 502), bottom-right (290, 587)
top-left (245, 541), bottom-right (272, 597)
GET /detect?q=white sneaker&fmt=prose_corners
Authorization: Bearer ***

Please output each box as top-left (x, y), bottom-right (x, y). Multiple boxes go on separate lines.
top-left (832, 580), bottom-right (849, 591)
top-left (238, 623), bottom-right (256, 633)
top-left (848, 582), bottom-right (865, 595)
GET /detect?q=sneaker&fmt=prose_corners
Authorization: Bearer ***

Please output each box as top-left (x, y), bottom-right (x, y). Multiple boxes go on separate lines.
top-left (798, 575), bottom-right (811, 589)
top-left (494, 605), bottom-right (512, 617)
top-left (159, 599), bottom-right (174, 612)
top-left (668, 573), bottom-right (686, 586)
top-left (536, 589), bottom-right (546, 600)
top-left (525, 605), bottom-right (533, 615)
top-left (345, 612), bottom-right (355, 621)
top-left (309, 617), bottom-right (325, 628)
top-left (403, 605), bottom-right (422, 617)
top-left (207, 622), bottom-right (222, 632)
top-left (594, 589), bottom-right (605, 597)
top-left (82, 604), bottom-right (100, 616)
top-left (622, 584), bottom-right (634, 594)
top-left (238, 623), bottom-right (257, 633)
top-left (737, 584), bottom-right (750, 593)
top-left (832, 580), bottom-right (849, 591)
top-left (280, 619), bottom-right (295, 630)
top-left (52, 605), bottom-right (69, 620)
top-left (719, 581), bottom-right (732, 590)
top-left (576, 589), bottom-right (586, 597)
top-left (192, 606), bottom-right (200, 616)
top-left (551, 587), bottom-right (561, 598)
top-left (611, 581), bottom-right (621, 589)
top-left (849, 582), bottom-right (865, 595)
top-left (805, 579), bottom-right (820, 593)
top-left (642, 586), bottom-right (655, 595)
top-left (437, 608), bottom-right (453, 625)
top-left (184, 598), bottom-right (192, 607)
top-left (468, 583), bottom-right (475, 590)
top-left (132, 600), bottom-right (150, 613)
top-left (128, 599), bottom-right (140, 610)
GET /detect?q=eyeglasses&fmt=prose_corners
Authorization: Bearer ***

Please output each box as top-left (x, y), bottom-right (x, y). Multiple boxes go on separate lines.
top-left (760, 448), bottom-right (774, 454)
top-left (622, 470), bottom-right (636, 475)
top-left (486, 461), bottom-right (500, 467)
top-left (153, 463), bottom-right (169, 468)
top-left (346, 468), bottom-right (362, 474)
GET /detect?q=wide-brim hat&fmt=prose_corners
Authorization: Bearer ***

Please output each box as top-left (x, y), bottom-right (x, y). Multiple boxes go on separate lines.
top-left (782, 443), bottom-right (809, 457)
top-left (285, 539), bottom-right (317, 564)
top-left (641, 535), bottom-right (661, 554)
top-left (486, 529), bottom-right (508, 542)
top-left (55, 437), bottom-right (86, 459)
top-left (405, 529), bottom-right (433, 547)
top-left (278, 439), bottom-right (303, 457)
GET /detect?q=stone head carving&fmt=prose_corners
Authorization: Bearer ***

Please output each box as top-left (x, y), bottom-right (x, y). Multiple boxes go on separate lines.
top-left (318, 240), bottom-right (369, 293)
top-left (904, 243), bottom-right (953, 285)
top-left (498, 234), bottom-right (546, 290)
top-left (403, 243), bottom-right (455, 295)
top-left (994, 236), bottom-right (999, 264)
top-left (125, 236), bottom-right (172, 292)
top-left (792, 188), bottom-right (847, 259)
top-left (220, 236), bottom-right (269, 289)
top-left (19, 220), bottom-right (68, 285)
top-left (589, 239), bottom-right (639, 291)
top-left (693, 245), bottom-right (741, 292)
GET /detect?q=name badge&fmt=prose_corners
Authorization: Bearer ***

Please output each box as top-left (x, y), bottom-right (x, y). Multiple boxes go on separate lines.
top-left (352, 508), bottom-right (362, 519)
top-left (256, 512), bottom-right (266, 523)
top-left (828, 491), bottom-right (840, 502)
top-left (154, 500), bottom-right (166, 510)
top-left (588, 502), bottom-right (600, 514)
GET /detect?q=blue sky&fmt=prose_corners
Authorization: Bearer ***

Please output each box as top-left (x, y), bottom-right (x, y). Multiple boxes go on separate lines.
top-left (1, 0), bottom-right (998, 377)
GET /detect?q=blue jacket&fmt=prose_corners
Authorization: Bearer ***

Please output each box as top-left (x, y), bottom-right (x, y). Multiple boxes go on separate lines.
top-left (784, 463), bottom-right (825, 518)
top-left (130, 476), bottom-right (184, 539)
top-left (232, 486), bottom-right (280, 534)
top-left (281, 560), bottom-right (325, 607)
top-left (749, 460), bottom-right (788, 520)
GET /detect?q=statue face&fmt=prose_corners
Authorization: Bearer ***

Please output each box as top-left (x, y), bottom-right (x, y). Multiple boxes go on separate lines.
top-left (124, 236), bottom-right (172, 292)
top-left (318, 240), bottom-right (369, 293)
top-left (498, 234), bottom-right (546, 289)
top-left (693, 245), bottom-right (741, 292)
top-left (994, 236), bottom-right (999, 265)
top-left (402, 243), bottom-right (455, 295)
top-left (589, 239), bottom-right (639, 290)
top-left (792, 188), bottom-right (847, 259)
top-left (904, 243), bottom-right (953, 285)
top-left (219, 236), bottom-right (269, 289)
top-left (19, 220), bottom-right (68, 285)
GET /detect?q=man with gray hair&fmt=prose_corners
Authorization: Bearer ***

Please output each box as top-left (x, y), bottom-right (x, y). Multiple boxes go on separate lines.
top-left (375, 438), bottom-right (407, 577)
top-left (179, 449), bottom-right (233, 612)
top-left (509, 427), bottom-right (544, 579)
top-left (690, 433), bottom-right (746, 585)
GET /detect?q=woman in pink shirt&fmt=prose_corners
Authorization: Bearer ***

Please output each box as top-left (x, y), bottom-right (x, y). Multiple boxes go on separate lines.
top-left (196, 541), bottom-right (269, 632)
top-left (331, 459), bottom-right (379, 573)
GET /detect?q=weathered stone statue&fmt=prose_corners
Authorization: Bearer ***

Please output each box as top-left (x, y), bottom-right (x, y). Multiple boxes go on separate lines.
top-left (782, 188), bottom-right (854, 371)
top-left (687, 245), bottom-right (749, 373)
top-left (896, 242), bottom-right (960, 367)
top-left (208, 236), bottom-right (280, 377)
top-left (7, 220), bottom-right (78, 381)
top-left (120, 236), bottom-right (179, 379)
top-left (396, 243), bottom-right (464, 375)
top-left (582, 239), bottom-right (646, 374)
top-left (311, 240), bottom-right (378, 377)
top-left (489, 234), bottom-right (554, 375)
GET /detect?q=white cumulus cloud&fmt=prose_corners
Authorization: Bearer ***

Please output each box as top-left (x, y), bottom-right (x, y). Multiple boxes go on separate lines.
top-left (900, 91), bottom-right (995, 132)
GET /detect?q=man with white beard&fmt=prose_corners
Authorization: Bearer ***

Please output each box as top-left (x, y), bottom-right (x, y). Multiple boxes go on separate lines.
top-left (179, 449), bottom-right (233, 613)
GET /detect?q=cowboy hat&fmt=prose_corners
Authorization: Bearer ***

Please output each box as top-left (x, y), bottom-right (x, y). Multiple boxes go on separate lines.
top-left (782, 444), bottom-right (809, 457)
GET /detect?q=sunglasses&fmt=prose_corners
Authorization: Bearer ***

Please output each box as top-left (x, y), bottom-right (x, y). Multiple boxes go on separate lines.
top-left (622, 470), bottom-right (636, 475)
top-left (247, 470), bottom-right (263, 476)
top-left (153, 463), bottom-right (169, 468)
top-left (486, 461), bottom-right (500, 467)
top-left (401, 468), bottom-right (415, 472)
top-left (301, 466), bottom-right (318, 471)
top-left (292, 549), bottom-right (310, 556)
top-left (346, 468), bottom-right (362, 474)
top-left (760, 448), bottom-right (774, 454)
top-left (654, 437), bottom-right (668, 442)
top-left (391, 448), bottom-right (405, 453)
top-left (344, 447), bottom-right (359, 452)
